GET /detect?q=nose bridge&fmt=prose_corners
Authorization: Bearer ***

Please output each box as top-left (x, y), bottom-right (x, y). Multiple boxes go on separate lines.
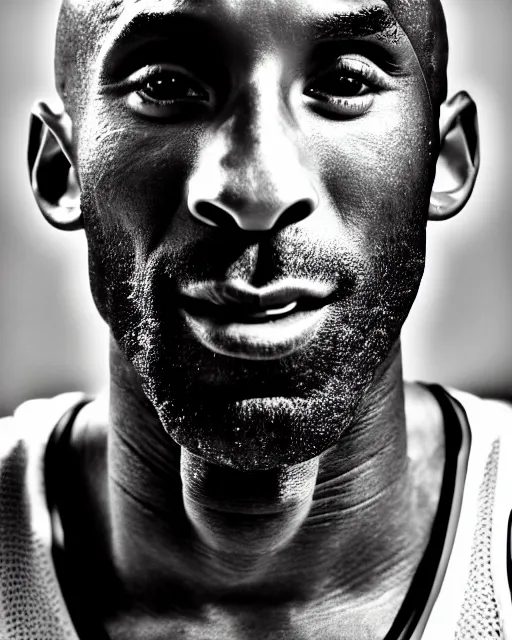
top-left (226, 63), bottom-right (294, 174)
top-left (187, 61), bottom-right (319, 231)
top-left (226, 79), bottom-right (298, 204)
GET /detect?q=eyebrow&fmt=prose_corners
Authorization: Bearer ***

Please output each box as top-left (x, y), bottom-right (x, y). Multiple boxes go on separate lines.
top-left (99, 7), bottom-right (219, 76)
top-left (311, 6), bottom-right (400, 42)
top-left (102, 2), bottom-right (400, 64)
top-left (103, 1), bottom-right (217, 42)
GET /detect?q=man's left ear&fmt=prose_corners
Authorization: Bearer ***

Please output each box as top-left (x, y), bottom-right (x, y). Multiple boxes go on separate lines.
top-left (28, 101), bottom-right (83, 231)
top-left (429, 91), bottom-right (480, 221)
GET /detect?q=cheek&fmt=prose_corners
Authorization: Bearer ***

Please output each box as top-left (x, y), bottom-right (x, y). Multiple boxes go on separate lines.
top-left (305, 88), bottom-right (433, 334)
top-left (76, 106), bottom-right (203, 247)
top-left (309, 84), bottom-right (434, 249)
top-left (75, 108), bottom-right (204, 323)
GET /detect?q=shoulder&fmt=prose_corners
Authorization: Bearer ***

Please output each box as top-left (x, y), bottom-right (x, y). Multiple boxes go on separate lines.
top-left (0, 393), bottom-right (87, 465)
top-left (0, 393), bottom-right (89, 525)
top-left (0, 392), bottom-right (90, 523)
top-left (0, 394), bottom-right (86, 639)
top-left (444, 387), bottom-right (512, 438)
top-left (404, 381), bottom-right (512, 438)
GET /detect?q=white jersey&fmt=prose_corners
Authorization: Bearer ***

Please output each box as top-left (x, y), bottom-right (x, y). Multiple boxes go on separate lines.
top-left (0, 389), bottom-right (511, 639)
top-left (420, 388), bottom-right (512, 640)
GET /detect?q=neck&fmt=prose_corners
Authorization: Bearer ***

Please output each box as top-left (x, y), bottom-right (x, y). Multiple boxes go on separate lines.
top-left (102, 340), bottom-right (428, 612)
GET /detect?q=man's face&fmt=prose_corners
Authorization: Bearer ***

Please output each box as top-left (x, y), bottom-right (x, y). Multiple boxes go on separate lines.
top-left (75, 0), bottom-right (436, 469)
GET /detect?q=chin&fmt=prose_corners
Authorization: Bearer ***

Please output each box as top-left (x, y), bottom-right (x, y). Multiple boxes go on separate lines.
top-left (136, 327), bottom-right (387, 470)
top-left (156, 393), bottom-right (361, 470)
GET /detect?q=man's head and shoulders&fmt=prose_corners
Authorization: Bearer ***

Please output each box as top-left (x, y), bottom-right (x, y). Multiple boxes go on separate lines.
top-left (2, 0), bottom-right (512, 638)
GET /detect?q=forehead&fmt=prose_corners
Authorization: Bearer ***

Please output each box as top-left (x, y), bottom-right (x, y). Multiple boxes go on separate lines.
top-left (94, 0), bottom-right (403, 39)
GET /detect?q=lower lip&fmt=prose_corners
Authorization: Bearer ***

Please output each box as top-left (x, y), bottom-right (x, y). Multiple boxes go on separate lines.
top-left (181, 306), bottom-right (329, 360)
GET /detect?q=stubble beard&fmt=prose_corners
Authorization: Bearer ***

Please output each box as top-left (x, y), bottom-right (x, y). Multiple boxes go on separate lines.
top-left (82, 190), bottom-right (425, 470)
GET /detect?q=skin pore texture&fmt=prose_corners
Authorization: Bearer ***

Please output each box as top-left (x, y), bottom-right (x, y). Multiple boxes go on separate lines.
top-left (31, 0), bottom-right (475, 637)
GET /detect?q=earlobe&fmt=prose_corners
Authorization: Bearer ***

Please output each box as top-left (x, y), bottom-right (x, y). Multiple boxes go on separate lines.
top-left (428, 91), bottom-right (480, 221)
top-left (28, 101), bottom-right (83, 231)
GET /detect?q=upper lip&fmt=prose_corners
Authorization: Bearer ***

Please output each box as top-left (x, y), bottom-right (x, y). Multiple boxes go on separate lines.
top-left (178, 279), bottom-right (335, 311)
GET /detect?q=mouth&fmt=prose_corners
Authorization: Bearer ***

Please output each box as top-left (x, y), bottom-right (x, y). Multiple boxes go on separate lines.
top-left (178, 280), bottom-right (335, 360)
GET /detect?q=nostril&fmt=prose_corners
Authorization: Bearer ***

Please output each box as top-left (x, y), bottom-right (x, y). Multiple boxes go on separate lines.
top-left (191, 197), bottom-right (317, 231)
top-left (274, 199), bottom-right (316, 231)
top-left (192, 202), bottom-right (240, 229)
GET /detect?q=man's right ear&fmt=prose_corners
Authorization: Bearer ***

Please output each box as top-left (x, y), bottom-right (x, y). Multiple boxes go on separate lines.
top-left (28, 102), bottom-right (83, 231)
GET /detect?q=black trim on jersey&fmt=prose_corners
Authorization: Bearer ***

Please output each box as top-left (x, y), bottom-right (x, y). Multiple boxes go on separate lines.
top-left (44, 398), bottom-right (113, 640)
top-left (382, 384), bottom-right (467, 640)
top-left (507, 510), bottom-right (512, 605)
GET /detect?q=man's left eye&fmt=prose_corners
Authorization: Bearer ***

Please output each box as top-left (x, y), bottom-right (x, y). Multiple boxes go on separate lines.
top-left (305, 73), bottom-right (370, 100)
top-left (303, 56), bottom-right (387, 118)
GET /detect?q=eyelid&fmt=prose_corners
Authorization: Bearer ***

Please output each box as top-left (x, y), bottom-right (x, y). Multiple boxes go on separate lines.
top-left (99, 62), bottom-right (210, 97)
top-left (304, 54), bottom-right (392, 119)
top-left (324, 54), bottom-right (392, 90)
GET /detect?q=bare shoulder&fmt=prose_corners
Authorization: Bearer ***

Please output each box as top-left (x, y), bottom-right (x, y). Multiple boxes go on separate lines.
top-left (0, 393), bottom-right (86, 460)
top-left (447, 387), bottom-right (512, 427)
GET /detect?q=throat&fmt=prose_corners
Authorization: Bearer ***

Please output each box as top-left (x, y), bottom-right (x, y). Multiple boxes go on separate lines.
top-left (180, 449), bottom-right (319, 581)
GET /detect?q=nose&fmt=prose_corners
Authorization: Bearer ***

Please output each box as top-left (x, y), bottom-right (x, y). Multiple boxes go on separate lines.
top-left (187, 86), bottom-right (319, 232)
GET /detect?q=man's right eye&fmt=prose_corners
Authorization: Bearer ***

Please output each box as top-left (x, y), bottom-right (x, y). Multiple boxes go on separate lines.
top-left (123, 64), bottom-right (211, 118)
top-left (138, 69), bottom-right (208, 103)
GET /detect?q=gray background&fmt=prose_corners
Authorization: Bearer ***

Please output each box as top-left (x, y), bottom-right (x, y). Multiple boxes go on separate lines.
top-left (1, 0), bottom-right (511, 416)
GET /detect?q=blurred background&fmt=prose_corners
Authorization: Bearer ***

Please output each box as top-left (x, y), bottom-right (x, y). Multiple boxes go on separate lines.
top-left (0, 0), bottom-right (511, 417)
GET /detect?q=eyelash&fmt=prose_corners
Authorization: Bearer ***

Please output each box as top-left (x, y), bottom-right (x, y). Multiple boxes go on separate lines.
top-left (121, 64), bottom-right (211, 117)
top-left (116, 56), bottom-right (387, 120)
top-left (304, 56), bottom-right (387, 117)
